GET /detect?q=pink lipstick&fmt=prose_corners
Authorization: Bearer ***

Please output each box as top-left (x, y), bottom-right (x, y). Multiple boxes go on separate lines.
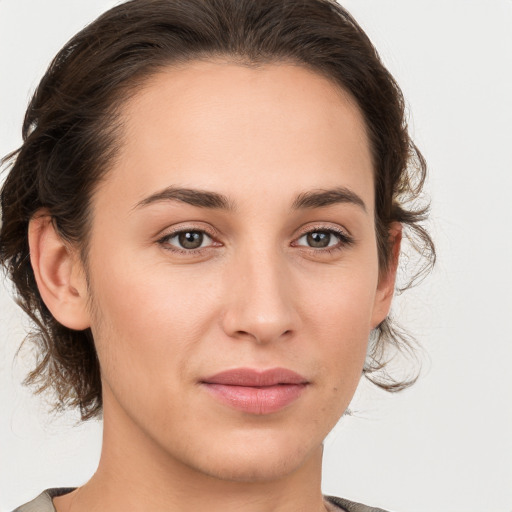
top-left (201, 368), bottom-right (308, 415)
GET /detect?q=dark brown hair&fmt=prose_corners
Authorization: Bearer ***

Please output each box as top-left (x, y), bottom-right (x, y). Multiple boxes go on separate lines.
top-left (0, 0), bottom-right (434, 420)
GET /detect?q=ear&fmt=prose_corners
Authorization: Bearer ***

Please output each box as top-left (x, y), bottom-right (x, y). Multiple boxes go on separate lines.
top-left (28, 210), bottom-right (91, 330)
top-left (371, 222), bottom-right (402, 328)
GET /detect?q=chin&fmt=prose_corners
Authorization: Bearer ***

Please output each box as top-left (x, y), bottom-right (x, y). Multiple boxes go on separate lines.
top-left (183, 433), bottom-right (322, 483)
top-left (198, 456), bottom-right (307, 483)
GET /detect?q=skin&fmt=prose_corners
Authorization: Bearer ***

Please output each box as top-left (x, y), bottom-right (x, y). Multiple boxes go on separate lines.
top-left (30, 61), bottom-right (400, 512)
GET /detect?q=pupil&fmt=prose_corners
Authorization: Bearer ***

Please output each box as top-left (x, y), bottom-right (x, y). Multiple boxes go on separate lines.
top-left (307, 231), bottom-right (330, 248)
top-left (178, 231), bottom-right (203, 249)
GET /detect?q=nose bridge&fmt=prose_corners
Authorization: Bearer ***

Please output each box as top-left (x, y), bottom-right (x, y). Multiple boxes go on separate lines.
top-left (222, 242), bottom-right (297, 343)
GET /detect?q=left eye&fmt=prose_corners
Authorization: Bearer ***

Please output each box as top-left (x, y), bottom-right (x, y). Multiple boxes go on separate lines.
top-left (295, 230), bottom-right (343, 248)
top-left (163, 230), bottom-right (213, 250)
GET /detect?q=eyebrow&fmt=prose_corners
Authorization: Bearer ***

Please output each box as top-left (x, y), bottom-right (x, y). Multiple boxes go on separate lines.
top-left (292, 187), bottom-right (367, 213)
top-left (133, 185), bottom-right (366, 213)
top-left (133, 186), bottom-right (235, 211)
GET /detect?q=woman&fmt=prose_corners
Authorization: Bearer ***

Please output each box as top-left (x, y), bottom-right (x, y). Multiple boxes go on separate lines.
top-left (0, 0), bottom-right (434, 511)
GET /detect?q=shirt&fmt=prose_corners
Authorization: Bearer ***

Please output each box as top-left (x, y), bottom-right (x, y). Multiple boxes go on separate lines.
top-left (12, 488), bottom-right (392, 512)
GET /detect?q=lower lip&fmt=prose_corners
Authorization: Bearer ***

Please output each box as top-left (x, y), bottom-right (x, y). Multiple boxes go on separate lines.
top-left (202, 383), bottom-right (307, 415)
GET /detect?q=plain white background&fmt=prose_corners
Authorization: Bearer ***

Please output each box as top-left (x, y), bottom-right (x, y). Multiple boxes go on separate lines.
top-left (0, 1), bottom-right (511, 511)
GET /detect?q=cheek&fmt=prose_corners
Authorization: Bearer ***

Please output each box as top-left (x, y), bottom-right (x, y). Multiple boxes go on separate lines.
top-left (298, 260), bottom-right (379, 375)
top-left (92, 268), bottom-right (203, 342)
top-left (87, 249), bottom-right (239, 396)
top-left (301, 257), bottom-right (379, 333)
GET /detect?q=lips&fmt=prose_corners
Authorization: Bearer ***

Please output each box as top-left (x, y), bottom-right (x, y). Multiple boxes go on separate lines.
top-left (200, 368), bottom-right (309, 415)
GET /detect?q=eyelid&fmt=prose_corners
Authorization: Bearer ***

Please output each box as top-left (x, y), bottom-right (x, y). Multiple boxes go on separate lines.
top-left (156, 224), bottom-right (222, 253)
top-left (297, 224), bottom-right (352, 238)
top-left (292, 224), bottom-right (355, 249)
top-left (166, 230), bottom-right (214, 248)
top-left (155, 222), bottom-right (354, 255)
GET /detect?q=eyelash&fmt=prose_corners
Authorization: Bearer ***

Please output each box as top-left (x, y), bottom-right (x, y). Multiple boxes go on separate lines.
top-left (157, 226), bottom-right (220, 256)
top-left (292, 226), bottom-right (354, 254)
top-left (157, 225), bottom-right (354, 255)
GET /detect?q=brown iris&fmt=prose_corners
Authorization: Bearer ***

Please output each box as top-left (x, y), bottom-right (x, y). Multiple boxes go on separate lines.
top-left (178, 231), bottom-right (204, 249)
top-left (306, 231), bottom-right (332, 248)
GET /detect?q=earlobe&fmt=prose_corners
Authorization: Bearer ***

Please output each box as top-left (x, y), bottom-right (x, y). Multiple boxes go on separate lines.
top-left (371, 222), bottom-right (402, 329)
top-left (28, 210), bottom-right (91, 330)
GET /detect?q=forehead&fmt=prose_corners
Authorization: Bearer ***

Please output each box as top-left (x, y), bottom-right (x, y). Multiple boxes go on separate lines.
top-left (95, 60), bottom-right (374, 214)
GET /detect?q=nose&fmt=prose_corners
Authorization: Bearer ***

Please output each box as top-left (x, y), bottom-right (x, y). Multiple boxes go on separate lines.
top-left (220, 247), bottom-right (299, 345)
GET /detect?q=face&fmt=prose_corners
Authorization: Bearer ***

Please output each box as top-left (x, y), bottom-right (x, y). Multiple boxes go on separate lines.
top-left (78, 61), bottom-right (396, 481)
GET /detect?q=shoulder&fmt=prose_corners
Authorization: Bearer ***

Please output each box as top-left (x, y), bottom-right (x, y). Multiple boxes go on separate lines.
top-left (11, 489), bottom-right (76, 512)
top-left (325, 495), bottom-right (393, 512)
top-left (13, 490), bottom-right (389, 512)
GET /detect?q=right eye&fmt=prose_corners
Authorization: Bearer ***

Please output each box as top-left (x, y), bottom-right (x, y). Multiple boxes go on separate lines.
top-left (159, 229), bottom-right (215, 251)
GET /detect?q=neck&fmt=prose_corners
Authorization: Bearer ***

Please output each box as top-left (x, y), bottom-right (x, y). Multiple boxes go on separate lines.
top-left (55, 387), bottom-right (329, 512)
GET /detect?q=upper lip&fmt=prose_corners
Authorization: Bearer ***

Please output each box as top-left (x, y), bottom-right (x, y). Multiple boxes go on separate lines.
top-left (201, 367), bottom-right (309, 387)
